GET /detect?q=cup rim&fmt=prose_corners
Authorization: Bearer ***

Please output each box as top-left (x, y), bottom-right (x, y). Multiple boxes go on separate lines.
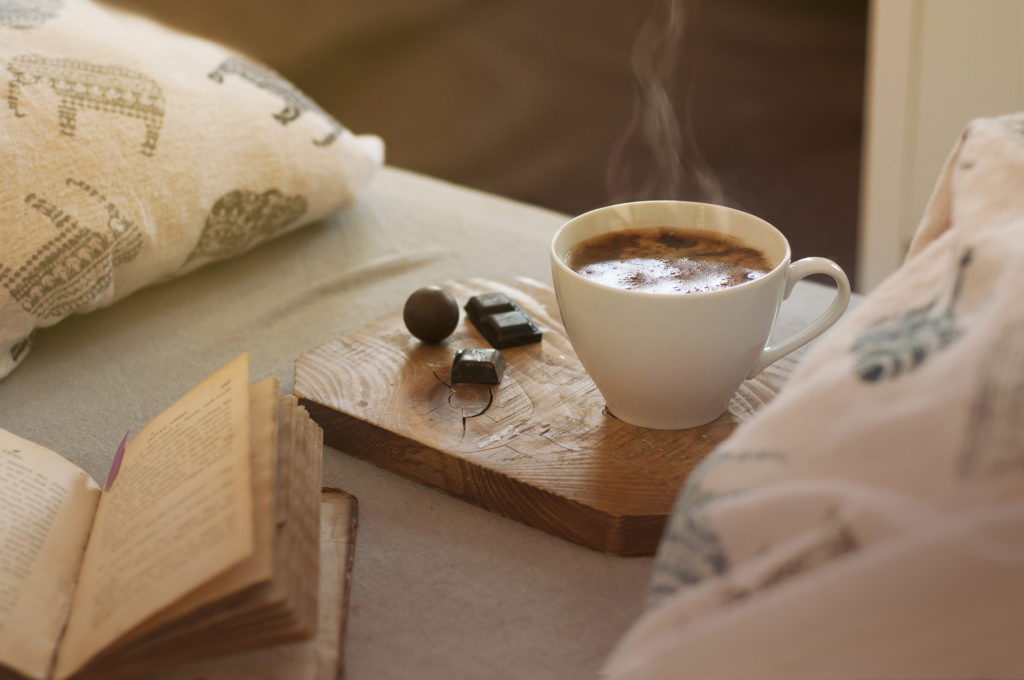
top-left (550, 200), bottom-right (792, 298)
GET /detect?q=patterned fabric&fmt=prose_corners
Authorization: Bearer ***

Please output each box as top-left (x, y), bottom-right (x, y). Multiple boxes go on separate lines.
top-left (0, 0), bottom-right (383, 378)
top-left (603, 114), bottom-right (1024, 679)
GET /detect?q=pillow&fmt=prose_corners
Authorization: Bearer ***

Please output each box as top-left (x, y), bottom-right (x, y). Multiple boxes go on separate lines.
top-left (0, 0), bottom-right (383, 378)
top-left (603, 114), bottom-right (1024, 679)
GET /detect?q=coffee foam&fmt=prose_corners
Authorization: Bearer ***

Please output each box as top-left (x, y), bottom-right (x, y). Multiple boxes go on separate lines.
top-left (567, 227), bottom-right (770, 294)
top-left (575, 256), bottom-right (762, 294)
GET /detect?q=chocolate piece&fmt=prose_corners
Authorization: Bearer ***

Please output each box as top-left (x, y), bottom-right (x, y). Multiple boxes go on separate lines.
top-left (483, 310), bottom-right (533, 342)
top-left (465, 292), bottom-right (516, 319)
top-left (403, 286), bottom-right (460, 344)
top-left (464, 293), bottom-right (542, 348)
top-left (451, 347), bottom-right (506, 384)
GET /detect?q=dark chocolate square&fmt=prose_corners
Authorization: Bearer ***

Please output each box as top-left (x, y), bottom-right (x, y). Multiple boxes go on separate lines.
top-left (451, 347), bottom-right (506, 384)
top-left (464, 292), bottom-right (542, 349)
top-left (465, 292), bottom-right (515, 319)
top-left (484, 310), bottom-right (531, 337)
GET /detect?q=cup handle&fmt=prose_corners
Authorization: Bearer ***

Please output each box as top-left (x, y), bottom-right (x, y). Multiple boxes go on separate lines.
top-left (746, 257), bottom-right (851, 379)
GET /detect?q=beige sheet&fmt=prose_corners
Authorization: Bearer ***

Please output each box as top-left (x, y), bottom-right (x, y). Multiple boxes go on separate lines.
top-left (0, 166), bottom-right (846, 680)
top-left (602, 114), bottom-right (1024, 680)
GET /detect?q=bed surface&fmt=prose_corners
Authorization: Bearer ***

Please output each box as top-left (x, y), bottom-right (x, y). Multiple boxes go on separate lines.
top-left (0, 166), bottom-right (846, 679)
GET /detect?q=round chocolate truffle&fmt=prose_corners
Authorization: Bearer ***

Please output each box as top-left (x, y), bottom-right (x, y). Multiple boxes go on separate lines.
top-left (403, 286), bottom-right (459, 343)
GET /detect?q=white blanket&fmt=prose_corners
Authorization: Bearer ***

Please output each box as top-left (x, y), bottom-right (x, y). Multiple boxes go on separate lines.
top-left (603, 114), bottom-right (1024, 679)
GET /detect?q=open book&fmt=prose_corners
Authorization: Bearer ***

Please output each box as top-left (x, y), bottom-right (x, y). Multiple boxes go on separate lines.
top-left (0, 354), bottom-right (355, 680)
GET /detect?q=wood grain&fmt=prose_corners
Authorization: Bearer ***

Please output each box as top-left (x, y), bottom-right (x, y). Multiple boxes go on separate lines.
top-left (295, 278), bottom-right (793, 556)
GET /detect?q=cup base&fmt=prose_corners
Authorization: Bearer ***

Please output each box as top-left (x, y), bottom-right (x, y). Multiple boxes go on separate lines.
top-left (605, 404), bottom-right (722, 431)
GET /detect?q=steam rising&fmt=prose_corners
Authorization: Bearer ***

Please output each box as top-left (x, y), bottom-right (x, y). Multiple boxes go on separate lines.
top-left (605, 0), bottom-right (727, 206)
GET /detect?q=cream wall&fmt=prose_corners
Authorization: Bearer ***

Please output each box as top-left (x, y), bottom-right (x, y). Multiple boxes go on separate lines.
top-left (858, 0), bottom-right (1024, 292)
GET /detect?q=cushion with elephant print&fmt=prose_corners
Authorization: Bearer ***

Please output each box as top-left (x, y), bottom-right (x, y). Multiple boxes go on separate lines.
top-left (0, 0), bottom-right (383, 379)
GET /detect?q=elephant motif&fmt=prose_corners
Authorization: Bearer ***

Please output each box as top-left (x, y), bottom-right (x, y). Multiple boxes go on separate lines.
top-left (0, 0), bottom-right (63, 29)
top-left (0, 184), bottom-right (143, 319)
top-left (185, 188), bottom-right (308, 266)
top-left (6, 54), bottom-right (164, 156)
top-left (208, 56), bottom-right (343, 147)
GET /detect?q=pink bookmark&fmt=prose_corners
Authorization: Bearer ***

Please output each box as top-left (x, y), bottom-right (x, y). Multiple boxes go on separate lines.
top-left (104, 431), bottom-right (130, 491)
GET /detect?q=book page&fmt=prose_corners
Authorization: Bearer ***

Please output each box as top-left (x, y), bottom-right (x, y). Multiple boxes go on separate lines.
top-left (63, 392), bottom-right (321, 677)
top-left (54, 354), bottom-right (255, 680)
top-left (146, 490), bottom-right (356, 680)
top-left (0, 429), bottom-right (100, 680)
top-left (119, 377), bottom-right (280, 643)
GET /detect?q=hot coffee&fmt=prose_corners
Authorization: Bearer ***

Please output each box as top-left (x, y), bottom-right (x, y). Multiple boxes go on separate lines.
top-left (551, 201), bottom-right (851, 429)
top-left (565, 226), bottom-right (772, 294)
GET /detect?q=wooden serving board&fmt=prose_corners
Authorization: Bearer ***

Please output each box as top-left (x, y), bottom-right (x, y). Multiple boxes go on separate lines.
top-left (295, 278), bottom-right (791, 556)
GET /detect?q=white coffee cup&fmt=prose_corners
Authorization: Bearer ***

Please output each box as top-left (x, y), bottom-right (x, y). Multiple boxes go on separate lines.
top-left (550, 200), bottom-right (850, 430)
